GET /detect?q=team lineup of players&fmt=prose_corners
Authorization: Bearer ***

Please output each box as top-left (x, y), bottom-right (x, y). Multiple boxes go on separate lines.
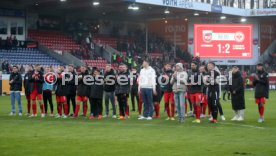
top-left (9, 59), bottom-right (269, 123)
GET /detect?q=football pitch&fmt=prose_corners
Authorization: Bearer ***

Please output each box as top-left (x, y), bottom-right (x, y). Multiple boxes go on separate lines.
top-left (0, 90), bottom-right (275, 156)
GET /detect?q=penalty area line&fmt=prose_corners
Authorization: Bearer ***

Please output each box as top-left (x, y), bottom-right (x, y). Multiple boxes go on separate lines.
top-left (219, 122), bottom-right (265, 130)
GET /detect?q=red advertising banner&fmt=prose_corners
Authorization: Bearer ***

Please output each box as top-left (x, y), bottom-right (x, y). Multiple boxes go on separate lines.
top-left (260, 20), bottom-right (276, 54)
top-left (194, 24), bottom-right (252, 59)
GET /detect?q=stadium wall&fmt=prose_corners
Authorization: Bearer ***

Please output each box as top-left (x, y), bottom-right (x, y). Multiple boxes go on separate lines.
top-left (147, 18), bottom-right (188, 51)
top-left (0, 17), bottom-right (26, 41)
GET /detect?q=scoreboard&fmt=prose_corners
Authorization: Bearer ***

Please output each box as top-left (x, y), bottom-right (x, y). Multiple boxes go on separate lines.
top-left (194, 24), bottom-right (253, 59)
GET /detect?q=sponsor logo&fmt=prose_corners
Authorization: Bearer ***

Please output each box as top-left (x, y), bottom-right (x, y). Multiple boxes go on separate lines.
top-left (234, 31), bottom-right (245, 42)
top-left (211, 4), bottom-right (222, 13)
top-left (163, 0), bottom-right (178, 6)
top-left (203, 30), bottom-right (213, 43)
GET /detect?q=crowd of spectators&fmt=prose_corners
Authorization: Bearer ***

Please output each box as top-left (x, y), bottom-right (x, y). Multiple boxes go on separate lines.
top-left (0, 36), bottom-right (18, 50)
top-left (1, 62), bottom-right (28, 74)
top-left (109, 29), bottom-right (192, 70)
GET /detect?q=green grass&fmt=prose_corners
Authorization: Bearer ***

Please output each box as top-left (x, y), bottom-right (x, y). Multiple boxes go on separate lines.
top-left (0, 90), bottom-right (275, 156)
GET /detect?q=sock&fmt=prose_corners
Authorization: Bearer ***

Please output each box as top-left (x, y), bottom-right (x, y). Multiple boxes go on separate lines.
top-left (193, 104), bottom-right (196, 116)
top-left (40, 104), bottom-right (45, 114)
top-left (83, 102), bottom-right (88, 116)
top-left (154, 104), bottom-right (160, 116)
top-left (154, 104), bottom-right (157, 116)
top-left (119, 109), bottom-right (123, 116)
top-left (171, 103), bottom-right (175, 117)
top-left (165, 103), bottom-right (170, 117)
top-left (138, 100), bottom-right (142, 115)
top-left (185, 102), bottom-right (187, 114)
top-left (240, 109), bottom-right (244, 118)
top-left (234, 110), bottom-right (238, 117)
top-left (202, 103), bottom-right (207, 115)
top-left (189, 99), bottom-right (193, 112)
top-left (156, 104), bottom-right (160, 116)
top-left (196, 106), bottom-right (201, 119)
top-left (63, 104), bottom-right (69, 116)
top-left (258, 104), bottom-right (264, 118)
top-left (75, 104), bottom-right (80, 116)
top-left (27, 100), bottom-right (31, 114)
top-left (57, 104), bottom-right (62, 116)
top-left (237, 110), bottom-right (241, 118)
top-left (208, 106), bottom-right (211, 115)
top-left (126, 105), bottom-right (129, 116)
top-left (32, 103), bottom-right (37, 115)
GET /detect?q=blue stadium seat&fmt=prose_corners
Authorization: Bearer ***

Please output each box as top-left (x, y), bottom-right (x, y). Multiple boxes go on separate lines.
top-left (0, 48), bottom-right (62, 66)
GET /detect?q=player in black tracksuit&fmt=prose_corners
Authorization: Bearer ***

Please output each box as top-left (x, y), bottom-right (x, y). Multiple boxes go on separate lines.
top-left (223, 75), bottom-right (231, 101)
top-left (24, 65), bottom-right (33, 115)
top-left (199, 65), bottom-right (208, 117)
top-left (130, 67), bottom-right (139, 112)
top-left (253, 63), bottom-right (269, 123)
top-left (103, 66), bottom-right (117, 117)
top-left (206, 62), bottom-right (220, 123)
top-left (65, 65), bottom-right (77, 116)
top-left (115, 64), bottom-right (130, 120)
top-left (88, 69), bottom-right (104, 119)
top-left (74, 66), bottom-right (89, 117)
top-left (153, 67), bottom-right (162, 118)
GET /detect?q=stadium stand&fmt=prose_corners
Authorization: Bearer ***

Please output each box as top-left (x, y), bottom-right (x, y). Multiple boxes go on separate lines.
top-left (82, 58), bottom-right (108, 69)
top-left (28, 30), bottom-right (80, 52)
top-left (0, 48), bottom-right (61, 66)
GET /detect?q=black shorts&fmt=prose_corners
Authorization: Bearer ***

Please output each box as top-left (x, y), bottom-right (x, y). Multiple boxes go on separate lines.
top-left (153, 90), bottom-right (163, 103)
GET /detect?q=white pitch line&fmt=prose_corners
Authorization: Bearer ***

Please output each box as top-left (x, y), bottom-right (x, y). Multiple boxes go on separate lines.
top-left (219, 122), bottom-right (265, 130)
top-left (0, 118), bottom-right (267, 130)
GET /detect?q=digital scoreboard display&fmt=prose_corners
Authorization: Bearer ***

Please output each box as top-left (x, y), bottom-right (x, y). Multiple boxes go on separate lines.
top-left (194, 24), bottom-right (253, 59)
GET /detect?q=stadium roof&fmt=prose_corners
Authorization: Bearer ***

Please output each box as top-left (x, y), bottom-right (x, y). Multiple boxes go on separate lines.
top-left (0, 0), bottom-right (238, 22)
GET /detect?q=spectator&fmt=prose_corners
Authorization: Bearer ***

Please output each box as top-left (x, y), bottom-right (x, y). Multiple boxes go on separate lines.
top-left (0, 37), bottom-right (2, 49)
top-left (20, 65), bottom-right (25, 74)
top-left (9, 65), bottom-right (23, 116)
top-left (138, 59), bottom-right (156, 120)
top-left (12, 36), bottom-right (18, 49)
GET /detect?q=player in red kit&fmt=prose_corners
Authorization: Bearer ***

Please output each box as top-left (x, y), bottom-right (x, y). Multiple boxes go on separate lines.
top-left (29, 65), bottom-right (45, 117)
top-left (188, 62), bottom-right (203, 123)
top-left (161, 64), bottom-right (175, 121)
top-left (55, 66), bottom-right (68, 118)
top-left (253, 63), bottom-right (269, 123)
top-left (74, 66), bottom-right (89, 118)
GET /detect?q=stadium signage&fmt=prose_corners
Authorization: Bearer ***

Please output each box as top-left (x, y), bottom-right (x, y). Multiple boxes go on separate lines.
top-left (249, 9), bottom-right (276, 16)
top-left (135, 0), bottom-right (276, 17)
top-left (134, 0), bottom-right (197, 10)
top-left (163, 0), bottom-right (177, 6)
top-left (178, 0), bottom-right (193, 9)
top-left (253, 39), bottom-right (258, 45)
top-left (162, 0), bottom-right (193, 8)
top-left (211, 4), bottom-right (222, 13)
top-left (188, 38), bottom-right (193, 45)
top-left (165, 25), bottom-right (186, 33)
